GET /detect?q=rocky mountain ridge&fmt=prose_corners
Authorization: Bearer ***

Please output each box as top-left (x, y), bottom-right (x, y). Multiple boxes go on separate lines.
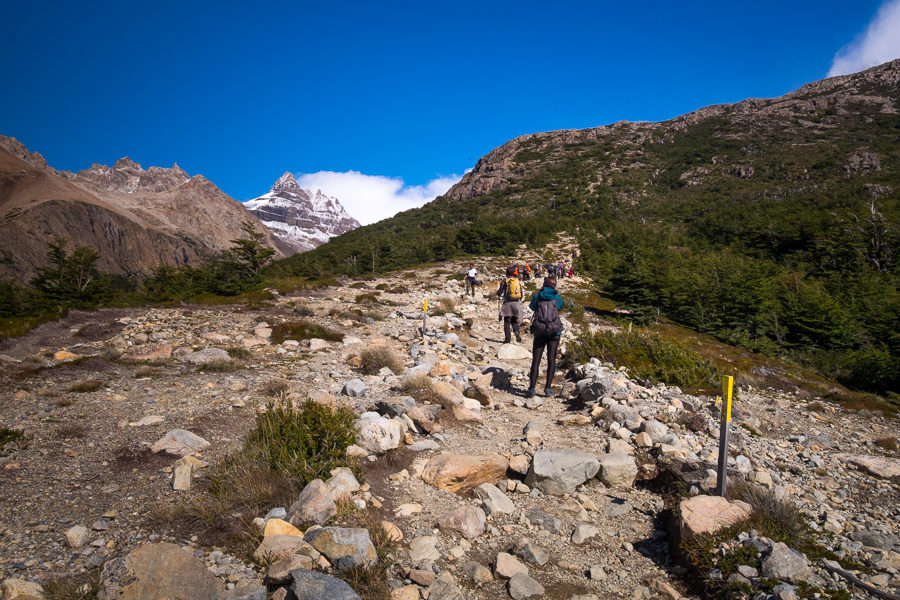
top-left (0, 136), bottom-right (288, 282)
top-left (0, 245), bottom-right (896, 599)
top-left (245, 172), bottom-right (361, 253)
top-left (444, 58), bottom-right (900, 201)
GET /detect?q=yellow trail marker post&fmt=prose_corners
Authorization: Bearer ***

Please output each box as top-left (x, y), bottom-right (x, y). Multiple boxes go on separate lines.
top-left (422, 299), bottom-right (428, 340)
top-left (715, 375), bottom-right (734, 497)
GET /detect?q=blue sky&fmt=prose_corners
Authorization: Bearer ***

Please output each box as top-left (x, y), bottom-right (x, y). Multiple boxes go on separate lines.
top-left (3, 0), bottom-right (899, 223)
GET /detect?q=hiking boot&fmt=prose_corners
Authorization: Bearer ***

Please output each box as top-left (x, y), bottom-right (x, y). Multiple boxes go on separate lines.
top-left (515, 335), bottom-right (522, 343)
top-left (526, 388), bottom-right (536, 399)
top-left (543, 387), bottom-right (553, 397)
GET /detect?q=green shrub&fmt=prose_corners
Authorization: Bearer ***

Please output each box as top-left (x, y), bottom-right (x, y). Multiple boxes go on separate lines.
top-left (239, 399), bottom-right (357, 486)
top-left (355, 293), bottom-right (381, 304)
top-left (270, 320), bottom-right (344, 344)
top-left (568, 328), bottom-right (720, 390)
top-left (0, 427), bottom-right (25, 452)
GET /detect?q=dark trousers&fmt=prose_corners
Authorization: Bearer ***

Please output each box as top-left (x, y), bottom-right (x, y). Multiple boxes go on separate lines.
top-left (529, 333), bottom-right (560, 390)
top-left (466, 277), bottom-right (476, 296)
top-left (503, 316), bottom-right (521, 342)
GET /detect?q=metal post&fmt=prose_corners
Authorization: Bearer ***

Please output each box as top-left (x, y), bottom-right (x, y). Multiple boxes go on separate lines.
top-left (716, 375), bottom-right (734, 497)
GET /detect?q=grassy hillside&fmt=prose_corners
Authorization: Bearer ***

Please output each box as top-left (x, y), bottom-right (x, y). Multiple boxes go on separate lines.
top-left (272, 64), bottom-right (899, 395)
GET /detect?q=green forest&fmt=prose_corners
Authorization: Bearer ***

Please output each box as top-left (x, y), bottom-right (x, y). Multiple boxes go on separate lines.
top-left (2, 90), bottom-right (898, 397)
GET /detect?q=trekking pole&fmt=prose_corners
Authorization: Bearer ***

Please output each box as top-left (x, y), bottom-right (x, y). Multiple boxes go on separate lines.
top-left (715, 375), bottom-right (734, 497)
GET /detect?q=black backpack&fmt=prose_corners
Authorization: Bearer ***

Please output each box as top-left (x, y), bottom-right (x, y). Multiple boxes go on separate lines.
top-left (532, 299), bottom-right (563, 335)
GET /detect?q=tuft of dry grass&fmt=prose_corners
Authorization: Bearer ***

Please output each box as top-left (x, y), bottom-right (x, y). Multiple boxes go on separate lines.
top-left (336, 508), bottom-right (399, 600)
top-left (57, 424), bottom-right (88, 439)
top-left (359, 346), bottom-right (405, 375)
top-left (67, 380), bottom-right (103, 393)
top-left (431, 297), bottom-right (457, 316)
top-left (133, 366), bottom-right (159, 378)
top-left (260, 378), bottom-right (291, 397)
top-left (197, 359), bottom-right (242, 373)
top-left (148, 456), bottom-right (295, 561)
top-left (874, 436), bottom-right (898, 452)
top-left (401, 375), bottom-right (445, 406)
top-left (271, 320), bottom-right (344, 344)
top-left (43, 568), bottom-right (102, 600)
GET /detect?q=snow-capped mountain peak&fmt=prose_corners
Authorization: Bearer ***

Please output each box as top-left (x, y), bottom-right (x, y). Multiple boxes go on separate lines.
top-left (245, 175), bottom-right (360, 254)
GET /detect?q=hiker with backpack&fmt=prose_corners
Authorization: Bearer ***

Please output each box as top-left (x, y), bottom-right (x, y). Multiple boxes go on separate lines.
top-left (527, 276), bottom-right (564, 398)
top-left (464, 263), bottom-right (479, 297)
top-left (497, 265), bottom-right (524, 343)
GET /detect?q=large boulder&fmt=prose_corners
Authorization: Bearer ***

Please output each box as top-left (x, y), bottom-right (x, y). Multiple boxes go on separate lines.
top-left (761, 542), bottom-right (812, 582)
top-left (407, 405), bottom-right (441, 433)
top-left (497, 344), bottom-right (531, 360)
top-left (304, 527), bottom-right (377, 571)
top-left (150, 429), bottom-right (210, 456)
top-left (508, 573), bottom-right (545, 600)
top-left (288, 479), bottom-right (337, 526)
top-left (427, 573), bottom-right (466, 600)
top-left (341, 378), bottom-right (367, 397)
top-left (679, 495), bottom-right (753, 539)
top-left (98, 542), bottom-right (222, 600)
top-left (835, 453), bottom-right (900, 479)
top-left (422, 454), bottom-right (509, 494)
top-left (180, 347), bottom-right (231, 364)
top-left (355, 412), bottom-right (402, 454)
top-left (597, 452), bottom-right (638, 488)
top-left (289, 568), bottom-right (361, 600)
top-left (437, 505), bottom-right (486, 540)
top-left (1, 579), bottom-right (45, 600)
top-left (473, 483), bottom-right (516, 515)
top-left (524, 448), bottom-right (600, 496)
top-left (325, 468), bottom-right (360, 502)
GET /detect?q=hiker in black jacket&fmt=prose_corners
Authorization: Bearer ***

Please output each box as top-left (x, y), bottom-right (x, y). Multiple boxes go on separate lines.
top-left (527, 276), bottom-right (564, 398)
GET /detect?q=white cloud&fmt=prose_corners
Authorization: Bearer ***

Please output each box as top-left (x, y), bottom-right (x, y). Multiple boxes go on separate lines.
top-left (295, 171), bottom-right (461, 225)
top-left (828, 0), bottom-right (900, 76)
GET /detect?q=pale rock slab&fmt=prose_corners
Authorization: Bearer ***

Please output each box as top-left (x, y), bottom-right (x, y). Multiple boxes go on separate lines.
top-left (422, 454), bottom-right (508, 494)
top-left (150, 429), bottom-right (210, 456)
top-left (598, 452), bottom-right (638, 488)
top-left (524, 448), bottom-right (600, 496)
top-left (288, 479), bottom-right (337, 526)
top-left (98, 542), bottom-right (222, 600)
top-left (473, 483), bottom-right (516, 515)
top-left (437, 505), bottom-right (486, 539)
top-left (508, 572), bottom-right (545, 600)
top-left (304, 527), bottom-right (377, 571)
top-left (289, 568), bottom-right (361, 600)
top-left (498, 343), bottom-right (532, 360)
top-left (355, 412), bottom-right (402, 454)
top-left (679, 495), bottom-right (753, 539)
top-left (494, 552), bottom-right (529, 579)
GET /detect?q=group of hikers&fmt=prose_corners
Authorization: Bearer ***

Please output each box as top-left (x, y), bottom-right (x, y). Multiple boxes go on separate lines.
top-left (463, 261), bottom-right (573, 297)
top-left (463, 262), bottom-right (565, 399)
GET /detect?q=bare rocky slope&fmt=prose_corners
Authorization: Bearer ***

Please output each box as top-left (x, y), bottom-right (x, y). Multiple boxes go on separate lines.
top-left (0, 136), bottom-right (288, 283)
top-left (0, 241), bottom-right (896, 600)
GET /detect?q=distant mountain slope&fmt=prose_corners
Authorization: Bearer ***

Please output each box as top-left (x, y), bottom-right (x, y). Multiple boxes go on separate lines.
top-left (0, 137), bottom-right (287, 282)
top-left (276, 59), bottom-right (899, 394)
top-left (245, 172), bottom-right (360, 253)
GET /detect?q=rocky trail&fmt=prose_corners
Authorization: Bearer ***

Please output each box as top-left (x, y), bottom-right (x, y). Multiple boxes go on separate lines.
top-left (0, 250), bottom-right (898, 600)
